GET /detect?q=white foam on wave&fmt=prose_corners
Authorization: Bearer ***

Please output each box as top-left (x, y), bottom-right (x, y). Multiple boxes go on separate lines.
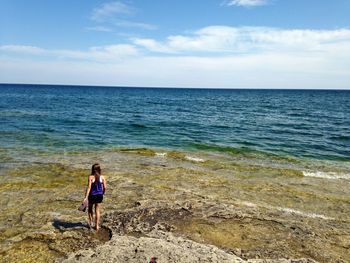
top-left (277, 207), bottom-right (333, 220)
top-left (239, 201), bottom-right (333, 220)
top-left (155, 152), bottom-right (167, 157)
top-left (240, 201), bottom-right (257, 208)
top-left (303, 171), bottom-right (350, 180)
top-left (185, 156), bottom-right (205, 162)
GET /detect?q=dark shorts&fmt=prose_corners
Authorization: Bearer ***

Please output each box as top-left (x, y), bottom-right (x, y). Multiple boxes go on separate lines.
top-left (88, 194), bottom-right (103, 204)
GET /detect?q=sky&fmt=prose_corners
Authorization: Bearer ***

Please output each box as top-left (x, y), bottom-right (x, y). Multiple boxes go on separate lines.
top-left (0, 0), bottom-right (350, 88)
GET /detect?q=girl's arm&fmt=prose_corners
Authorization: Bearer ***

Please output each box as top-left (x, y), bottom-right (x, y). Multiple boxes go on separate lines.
top-left (102, 176), bottom-right (107, 194)
top-left (84, 176), bottom-right (92, 199)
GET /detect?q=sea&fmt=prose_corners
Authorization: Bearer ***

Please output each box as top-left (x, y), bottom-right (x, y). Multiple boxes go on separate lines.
top-left (1, 84), bottom-right (349, 174)
top-left (0, 83), bottom-right (350, 261)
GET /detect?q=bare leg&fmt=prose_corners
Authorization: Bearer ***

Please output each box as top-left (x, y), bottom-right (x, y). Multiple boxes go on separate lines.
top-left (88, 203), bottom-right (94, 228)
top-left (95, 203), bottom-right (100, 231)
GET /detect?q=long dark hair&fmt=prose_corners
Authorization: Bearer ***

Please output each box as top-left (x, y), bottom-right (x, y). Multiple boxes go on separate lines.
top-left (91, 163), bottom-right (101, 177)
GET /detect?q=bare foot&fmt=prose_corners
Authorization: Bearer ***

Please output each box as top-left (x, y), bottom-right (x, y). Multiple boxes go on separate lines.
top-left (88, 221), bottom-right (94, 229)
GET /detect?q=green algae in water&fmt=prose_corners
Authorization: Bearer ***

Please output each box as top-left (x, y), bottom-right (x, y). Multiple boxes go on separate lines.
top-left (173, 217), bottom-right (350, 262)
top-left (166, 151), bottom-right (187, 160)
top-left (0, 239), bottom-right (60, 263)
top-left (115, 147), bottom-right (157, 156)
top-left (174, 218), bottom-right (295, 253)
top-left (5, 163), bottom-right (87, 189)
top-left (0, 162), bottom-right (113, 262)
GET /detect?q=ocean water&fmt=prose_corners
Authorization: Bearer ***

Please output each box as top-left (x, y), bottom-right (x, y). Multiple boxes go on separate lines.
top-left (1, 84), bottom-right (350, 153)
top-left (1, 84), bottom-right (350, 261)
top-left (1, 84), bottom-right (349, 168)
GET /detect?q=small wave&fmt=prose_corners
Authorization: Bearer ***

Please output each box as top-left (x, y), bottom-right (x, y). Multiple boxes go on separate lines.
top-left (117, 148), bottom-right (156, 156)
top-left (188, 143), bottom-right (255, 155)
top-left (329, 135), bottom-right (350, 141)
top-left (241, 201), bottom-right (333, 220)
top-left (287, 112), bottom-right (304, 117)
top-left (155, 152), bottom-right (167, 157)
top-left (277, 207), bottom-right (333, 220)
top-left (185, 156), bottom-right (205, 162)
top-left (211, 124), bottom-right (231, 129)
top-left (42, 128), bottom-right (56, 133)
top-left (303, 171), bottom-right (350, 180)
top-left (130, 123), bottom-right (148, 129)
top-left (240, 201), bottom-right (257, 208)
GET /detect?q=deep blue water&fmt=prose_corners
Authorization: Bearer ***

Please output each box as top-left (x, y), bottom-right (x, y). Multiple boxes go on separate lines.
top-left (0, 84), bottom-right (349, 162)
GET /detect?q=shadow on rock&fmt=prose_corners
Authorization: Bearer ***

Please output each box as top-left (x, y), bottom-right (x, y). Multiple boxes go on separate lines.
top-left (52, 219), bottom-right (87, 232)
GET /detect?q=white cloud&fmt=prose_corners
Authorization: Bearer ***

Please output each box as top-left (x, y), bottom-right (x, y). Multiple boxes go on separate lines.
top-left (90, 1), bottom-right (156, 30)
top-left (133, 26), bottom-right (350, 54)
top-left (0, 45), bottom-right (46, 55)
top-left (1, 26), bottom-right (350, 89)
top-left (132, 38), bottom-right (174, 53)
top-left (0, 44), bottom-right (139, 61)
top-left (85, 26), bottom-right (113, 32)
top-left (1, 53), bottom-right (349, 88)
top-left (91, 1), bottom-right (133, 22)
top-left (226, 0), bottom-right (268, 7)
top-left (113, 20), bottom-right (157, 30)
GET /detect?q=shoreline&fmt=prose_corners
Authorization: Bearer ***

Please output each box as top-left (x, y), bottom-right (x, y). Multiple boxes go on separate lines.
top-left (0, 148), bottom-right (349, 262)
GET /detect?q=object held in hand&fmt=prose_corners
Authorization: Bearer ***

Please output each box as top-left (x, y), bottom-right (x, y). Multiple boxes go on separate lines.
top-left (149, 257), bottom-right (158, 263)
top-left (78, 198), bottom-right (88, 212)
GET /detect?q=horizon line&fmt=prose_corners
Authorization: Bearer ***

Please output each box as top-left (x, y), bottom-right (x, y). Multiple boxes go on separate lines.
top-left (1, 82), bottom-right (350, 91)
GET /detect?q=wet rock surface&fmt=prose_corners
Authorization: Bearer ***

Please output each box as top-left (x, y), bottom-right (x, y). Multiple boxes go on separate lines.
top-left (1, 150), bottom-right (349, 262)
top-left (58, 199), bottom-right (347, 263)
top-left (0, 217), bottom-right (112, 263)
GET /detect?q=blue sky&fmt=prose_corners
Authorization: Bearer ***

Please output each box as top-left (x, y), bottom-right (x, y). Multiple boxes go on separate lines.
top-left (1, 0), bottom-right (350, 88)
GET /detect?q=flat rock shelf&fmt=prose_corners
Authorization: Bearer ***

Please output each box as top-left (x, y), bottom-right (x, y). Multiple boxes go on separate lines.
top-left (58, 200), bottom-right (346, 263)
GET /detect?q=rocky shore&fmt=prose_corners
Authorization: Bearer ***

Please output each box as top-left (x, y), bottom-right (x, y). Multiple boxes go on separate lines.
top-left (58, 199), bottom-right (347, 263)
top-left (1, 150), bottom-right (349, 262)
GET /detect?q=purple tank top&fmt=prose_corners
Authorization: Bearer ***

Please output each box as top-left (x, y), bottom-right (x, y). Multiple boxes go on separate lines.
top-left (89, 176), bottom-right (103, 196)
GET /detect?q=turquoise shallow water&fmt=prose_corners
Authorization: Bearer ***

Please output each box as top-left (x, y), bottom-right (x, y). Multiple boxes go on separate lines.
top-left (0, 84), bottom-right (349, 176)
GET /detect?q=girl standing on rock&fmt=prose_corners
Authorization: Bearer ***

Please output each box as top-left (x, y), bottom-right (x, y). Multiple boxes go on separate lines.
top-left (84, 163), bottom-right (107, 231)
